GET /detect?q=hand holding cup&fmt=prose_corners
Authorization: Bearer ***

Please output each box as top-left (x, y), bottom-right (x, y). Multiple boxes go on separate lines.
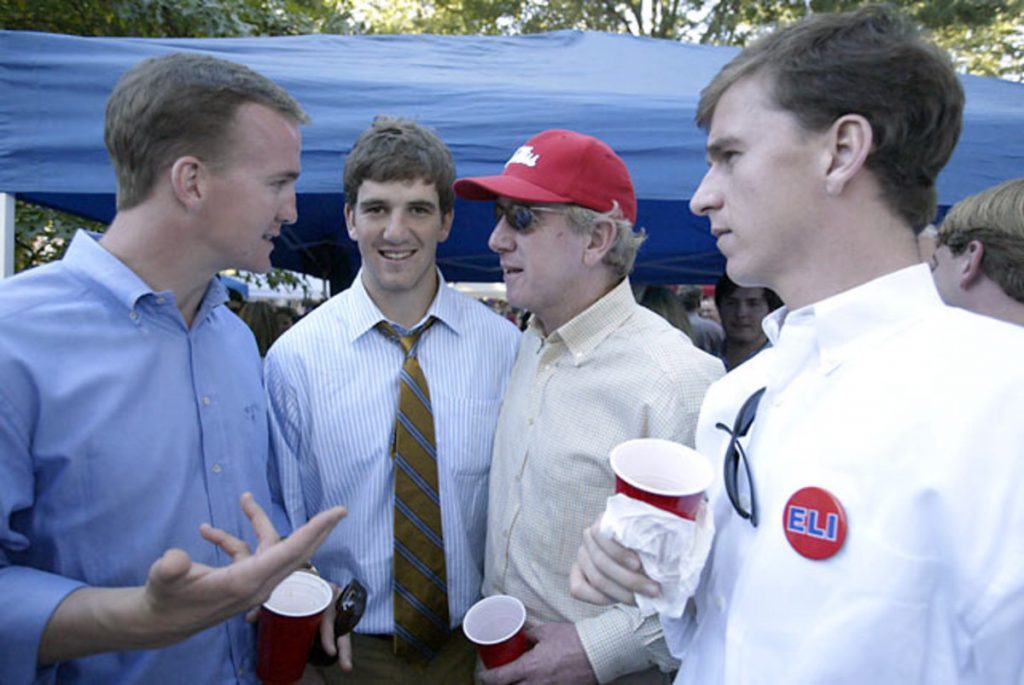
top-left (463, 595), bottom-right (530, 669)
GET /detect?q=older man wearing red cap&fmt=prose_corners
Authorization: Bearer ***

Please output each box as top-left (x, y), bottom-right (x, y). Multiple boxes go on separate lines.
top-left (454, 130), bottom-right (723, 684)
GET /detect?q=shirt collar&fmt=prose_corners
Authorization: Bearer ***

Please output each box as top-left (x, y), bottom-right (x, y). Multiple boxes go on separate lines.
top-left (62, 229), bottom-right (228, 324)
top-left (347, 267), bottom-right (461, 341)
top-left (530, 277), bottom-right (635, 365)
top-left (764, 264), bottom-right (944, 372)
top-left (63, 230), bottom-right (155, 310)
top-left (200, 277), bottom-right (230, 320)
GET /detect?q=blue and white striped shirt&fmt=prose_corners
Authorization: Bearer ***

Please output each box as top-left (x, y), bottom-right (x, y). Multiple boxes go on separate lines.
top-left (265, 270), bottom-right (520, 634)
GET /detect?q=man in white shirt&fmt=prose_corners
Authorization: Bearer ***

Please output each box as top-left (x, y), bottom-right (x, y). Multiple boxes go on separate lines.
top-left (455, 129), bottom-right (723, 684)
top-left (928, 177), bottom-right (1024, 326)
top-left (266, 117), bottom-right (520, 683)
top-left (570, 6), bottom-right (1024, 683)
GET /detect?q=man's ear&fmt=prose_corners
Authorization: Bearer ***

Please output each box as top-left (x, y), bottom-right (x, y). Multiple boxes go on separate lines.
top-left (582, 218), bottom-right (616, 267)
top-left (169, 156), bottom-right (205, 208)
top-left (343, 203), bottom-right (357, 241)
top-left (959, 239), bottom-right (986, 289)
top-left (437, 210), bottom-right (454, 244)
top-left (823, 114), bottom-right (873, 197)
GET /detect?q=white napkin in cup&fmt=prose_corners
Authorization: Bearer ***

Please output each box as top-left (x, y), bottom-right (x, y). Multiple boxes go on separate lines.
top-left (598, 493), bottom-right (714, 619)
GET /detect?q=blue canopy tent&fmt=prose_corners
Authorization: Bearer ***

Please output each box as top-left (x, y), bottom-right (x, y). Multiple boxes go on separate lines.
top-left (1, 29), bottom-right (1022, 287)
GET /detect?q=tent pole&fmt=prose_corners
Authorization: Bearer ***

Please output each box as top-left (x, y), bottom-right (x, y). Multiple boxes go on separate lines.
top-left (1, 193), bottom-right (14, 279)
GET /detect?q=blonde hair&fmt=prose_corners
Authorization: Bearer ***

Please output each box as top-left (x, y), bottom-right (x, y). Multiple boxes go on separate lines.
top-left (939, 178), bottom-right (1024, 302)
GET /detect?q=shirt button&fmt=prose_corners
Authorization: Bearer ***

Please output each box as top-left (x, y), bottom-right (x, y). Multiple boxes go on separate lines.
top-left (129, 310), bottom-right (139, 321)
top-left (212, 463), bottom-right (222, 474)
top-left (715, 594), bottom-right (725, 611)
top-left (202, 396), bottom-right (211, 406)
top-left (527, 417), bottom-right (534, 426)
top-left (155, 296), bottom-right (165, 304)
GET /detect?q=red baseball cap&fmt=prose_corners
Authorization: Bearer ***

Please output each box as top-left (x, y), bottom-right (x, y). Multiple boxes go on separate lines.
top-left (454, 129), bottom-right (637, 223)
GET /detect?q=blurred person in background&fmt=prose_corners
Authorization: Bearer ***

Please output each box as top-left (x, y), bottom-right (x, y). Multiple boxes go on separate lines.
top-left (634, 284), bottom-right (693, 339)
top-left (678, 284), bottom-right (723, 353)
top-left (713, 274), bottom-right (782, 370)
top-left (929, 177), bottom-right (1024, 325)
top-left (238, 300), bottom-right (294, 357)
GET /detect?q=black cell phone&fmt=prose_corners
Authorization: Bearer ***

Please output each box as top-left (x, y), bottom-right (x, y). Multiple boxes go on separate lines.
top-left (307, 579), bottom-right (368, 667)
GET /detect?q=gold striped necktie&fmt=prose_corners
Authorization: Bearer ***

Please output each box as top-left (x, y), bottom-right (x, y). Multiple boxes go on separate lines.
top-left (376, 317), bottom-right (450, 664)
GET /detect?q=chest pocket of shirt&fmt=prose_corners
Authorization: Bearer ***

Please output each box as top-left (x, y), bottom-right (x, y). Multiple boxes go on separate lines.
top-left (436, 397), bottom-right (502, 557)
top-left (436, 396), bottom-right (503, 477)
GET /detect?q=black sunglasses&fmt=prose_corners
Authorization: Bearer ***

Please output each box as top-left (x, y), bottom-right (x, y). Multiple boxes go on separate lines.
top-left (494, 203), bottom-right (567, 232)
top-left (307, 579), bottom-right (368, 666)
top-left (715, 387), bottom-right (766, 527)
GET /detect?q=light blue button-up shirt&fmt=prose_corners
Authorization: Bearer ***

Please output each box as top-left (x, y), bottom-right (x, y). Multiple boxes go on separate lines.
top-left (265, 271), bottom-right (520, 635)
top-left (0, 231), bottom-right (281, 684)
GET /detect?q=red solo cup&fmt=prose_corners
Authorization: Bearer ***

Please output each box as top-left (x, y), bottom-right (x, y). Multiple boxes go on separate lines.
top-left (610, 438), bottom-right (713, 520)
top-left (463, 595), bottom-right (529, 669)
top-left (256, 571), bottom-right (333, 685)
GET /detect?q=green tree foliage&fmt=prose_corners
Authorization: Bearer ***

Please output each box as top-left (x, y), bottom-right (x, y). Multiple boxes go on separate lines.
top-left (12, 202), bottom-right (105, 272)
top-left (0, 0), bottom-right (357, 37)
top-left (351, 0), bottom-right (522, 35)
top-left (350, 0), bottom-right (1023, 81)
top-left (347, 0), bottom-right (704, 37)
top-left (517, 0), bottom-right (703, 37)
top-left (701, 0), bottom-right (1024, 81)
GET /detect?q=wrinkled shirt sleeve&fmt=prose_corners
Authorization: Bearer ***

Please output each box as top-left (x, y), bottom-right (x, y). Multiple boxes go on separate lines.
top-left (0, 390), bottom-right (84, 684)
top-left (577, 607), bottom-right (678, 682)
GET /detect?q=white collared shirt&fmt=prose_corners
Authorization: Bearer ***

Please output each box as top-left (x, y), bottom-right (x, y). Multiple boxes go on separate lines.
top-left (665, 265), bottom-right (1024, 684)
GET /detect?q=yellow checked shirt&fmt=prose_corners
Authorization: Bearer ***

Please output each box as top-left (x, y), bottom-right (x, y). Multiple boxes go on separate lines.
top-left (483, 278), bottom-right (724, 683)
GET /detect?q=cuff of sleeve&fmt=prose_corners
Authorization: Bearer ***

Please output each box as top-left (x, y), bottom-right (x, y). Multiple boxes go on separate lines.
top-left (0, 565), bottom-right (86, 684)
top-left (575, 606), bottom-right (677, 683)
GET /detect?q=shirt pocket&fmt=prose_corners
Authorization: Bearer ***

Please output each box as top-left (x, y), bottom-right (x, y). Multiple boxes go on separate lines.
top-left (437, 397), bottom-right (503, 478)
top-left (438, 397), bottom-right (503, 565)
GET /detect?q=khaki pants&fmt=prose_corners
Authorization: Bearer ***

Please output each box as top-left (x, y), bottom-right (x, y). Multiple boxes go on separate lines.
top-left (313, 631), bottom-right (476, 685)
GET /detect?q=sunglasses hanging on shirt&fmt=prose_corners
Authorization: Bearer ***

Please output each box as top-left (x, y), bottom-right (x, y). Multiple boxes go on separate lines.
top-left (715, 386), bottom-right (767, 527)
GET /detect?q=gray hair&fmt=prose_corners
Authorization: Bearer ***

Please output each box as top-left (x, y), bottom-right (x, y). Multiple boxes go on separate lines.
top-left (565, 201), bottom-right (646, 279)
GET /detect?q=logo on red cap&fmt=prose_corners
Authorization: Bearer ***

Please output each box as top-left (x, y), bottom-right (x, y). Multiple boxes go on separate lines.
top-left (506, 145), bottom-right (539, 168)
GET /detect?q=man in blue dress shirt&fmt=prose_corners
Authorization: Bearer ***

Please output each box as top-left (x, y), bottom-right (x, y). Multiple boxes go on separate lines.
top-left (0, 53), bottom-right (344, 684)
top-left (265, 116), bottom-right (520, 683)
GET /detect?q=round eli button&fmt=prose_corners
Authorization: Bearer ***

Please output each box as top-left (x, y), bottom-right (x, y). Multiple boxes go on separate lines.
top-left (782, 486), bottom-right (848, 560)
